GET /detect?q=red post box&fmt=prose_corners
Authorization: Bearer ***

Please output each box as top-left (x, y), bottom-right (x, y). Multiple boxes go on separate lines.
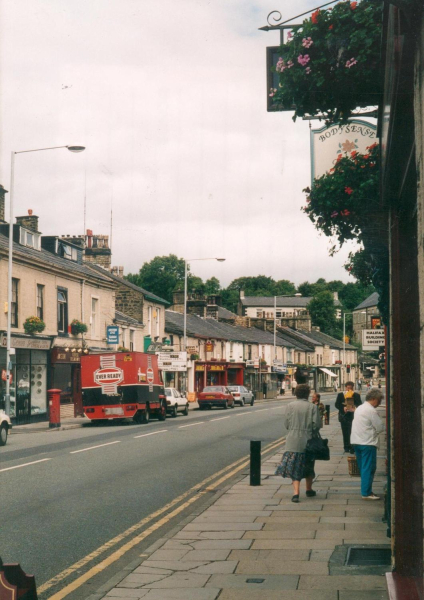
top-left (48, 389), bottom-right (61, 429)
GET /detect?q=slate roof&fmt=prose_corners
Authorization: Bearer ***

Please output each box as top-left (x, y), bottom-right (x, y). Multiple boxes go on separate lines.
top-left (114, 311), bottom-right (144, 327)
top-left (301, 328), bottom-right (357, 350)
top-left (0, 233), bottom-right (113, 285)
top-left (241, 295), bottom-right (342, 308)
top-left (217, 306), bottom-right (237, 319)
top-left (354, 292), bottom-right (379, 311)
top-left (87, 264), bottom-right (169, 305)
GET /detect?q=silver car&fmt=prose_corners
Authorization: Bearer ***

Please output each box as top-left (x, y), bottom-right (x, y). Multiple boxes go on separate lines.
top-left (0, 410), bottom-right (12, 446)
top-left (227, 386), bottom-right (255, 406)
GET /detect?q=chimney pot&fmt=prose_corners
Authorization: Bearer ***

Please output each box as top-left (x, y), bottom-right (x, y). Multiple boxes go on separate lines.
top-left (28, 209), bottom-right (33, 216)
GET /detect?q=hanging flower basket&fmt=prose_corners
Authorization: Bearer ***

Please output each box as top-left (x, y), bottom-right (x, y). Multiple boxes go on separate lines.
top-left (70, 319), bottom-right (88, 336)
top-left (24, 316), bottom-right (46, 335)
top-left (269, 0), bottom-right (382, 123)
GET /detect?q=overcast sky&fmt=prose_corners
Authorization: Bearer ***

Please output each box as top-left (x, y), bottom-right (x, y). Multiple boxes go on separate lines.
top-left (0, 0), bottom-right (363, 288)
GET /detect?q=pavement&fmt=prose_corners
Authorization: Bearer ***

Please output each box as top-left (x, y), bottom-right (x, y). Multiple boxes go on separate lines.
top-left (84, 404), bottom-right (389, 600)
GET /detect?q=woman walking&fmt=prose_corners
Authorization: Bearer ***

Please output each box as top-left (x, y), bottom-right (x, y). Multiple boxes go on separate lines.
top-left (275, 384), bottom-right (322, 502)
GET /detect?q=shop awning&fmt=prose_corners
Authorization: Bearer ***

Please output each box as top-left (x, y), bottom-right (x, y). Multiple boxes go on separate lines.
top-left (319, 367), bottom-right (338, 378)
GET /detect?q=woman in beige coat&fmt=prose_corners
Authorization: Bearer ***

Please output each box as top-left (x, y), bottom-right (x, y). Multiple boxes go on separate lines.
top-left (275, 384), bottom-right (322, 502)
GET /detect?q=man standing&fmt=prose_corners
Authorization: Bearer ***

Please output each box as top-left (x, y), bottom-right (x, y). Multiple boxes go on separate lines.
top-left (335, 381), bottom-right (362, 453)
top-left (351, 388), bottom-right (385, 500)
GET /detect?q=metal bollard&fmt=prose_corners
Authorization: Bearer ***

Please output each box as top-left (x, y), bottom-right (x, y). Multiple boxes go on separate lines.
top-left (250, 440), bottom-right (261, 486)
top-left (325, 405), bottom-right (330, 425)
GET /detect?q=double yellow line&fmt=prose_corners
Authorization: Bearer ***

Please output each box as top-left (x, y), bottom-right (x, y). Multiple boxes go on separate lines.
top-left (43, 435), bottom-right (287, 600)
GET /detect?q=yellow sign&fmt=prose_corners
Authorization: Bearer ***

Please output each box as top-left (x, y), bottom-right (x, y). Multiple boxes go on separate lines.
top-left (195, 365), bottom-right (205, 371)
top-left (187, 392), bottom-right (196, 402)
top-left (210, 365), bottom-right (225, 371)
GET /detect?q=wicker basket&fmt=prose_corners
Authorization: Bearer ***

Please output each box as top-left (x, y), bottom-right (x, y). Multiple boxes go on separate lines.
top-left (347, 455), bottom-right (360, 477)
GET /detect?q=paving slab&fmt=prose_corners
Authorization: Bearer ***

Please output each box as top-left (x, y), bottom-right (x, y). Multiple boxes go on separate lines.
top-left (191, 539), bottom-right (252, 550)
top-left (105, 590), bottom-right (150, 598)
top-left (147, 549), bottom-right (190, 561)
top-left (118, 573), bottom-right (169, 588)
top-left (235, 559), bottom-right (329, 575)
top-left (191, 561), bottom-right (237, 574)
top-left (217, 590), bottom-right (337, 600)
top-left (192, 515), bottom-right (259, 523)
top-left (181, 549), bottom-right (231, 561)
top-left (205, 573), bottom-right (299, 590)
top-left (262, 522), bottom-right (344, 531)
top-left (339, 591), bottom-right (389, 599)
top-left (228, 549), bottom-right (310, 562)
top-left (183, 522), bottom-right (263, 531)
top-left (142, 589), bottom-right (220, 600)
top-left (320, 516), bottom-right (383, 523)
top-left (133, 566), bottom-right (173, 575)
top-left (243, 530), bottom-right (316, 539)
top-left (298, 575), bottom-right (387, 590)
top-left (142, 572), bottom-right (210, 588)
top-left (265, 505), bottom-right (324, 512)
top-left (251, 539), bottom-right (339, 550)
top-left (174, 531), bottom-right (245, 540)
top-left (142, 561), bottom-right (209, 572)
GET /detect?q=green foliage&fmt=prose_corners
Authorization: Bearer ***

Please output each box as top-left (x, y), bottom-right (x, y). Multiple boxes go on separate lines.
top-left (307, 291), bottom-right (338, 336)
top-left (70, 319), bottom-right (88, 335)
top-left (205, 277), bottom-right (221, 294)
top-left (23, 316), bottom-right (46, 334)
top-left (270, 0), bottom-right (382, 123)
top-left (126, 254), bottom-right (185, 303)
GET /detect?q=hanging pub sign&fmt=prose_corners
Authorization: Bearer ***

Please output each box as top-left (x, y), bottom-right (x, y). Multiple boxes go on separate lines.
top-left (310, 119), bottom-right (377, 184)
top-left (205, 341), bottom-right (214, 352)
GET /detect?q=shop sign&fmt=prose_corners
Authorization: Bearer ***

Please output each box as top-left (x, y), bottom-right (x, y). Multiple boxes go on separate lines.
top-left (1, 369), bottom-right (12, 383)
top-left (51, 347), bottom-right (82, 363)
top-left (205, 342), bottom-right (214, 352)
top-left (187, 392), bottom-right (196, 402)
top-left (1, 335), bottom-right (51, 350)
top-left (371, 317), bottom-right (381, 329)
top-left (362, 329), bottom-right (385, 350)
top-left (107, 326), bottom-right (119, 344)
top-left (272, 363), bottom-right (287, 373)
top-left (186, 346), bottom-right (197, 354)
top-left (209, 365), bottom-right (225, 371)
top-left (245, 360), bottom-right (255, 367)
top-left (335, 360), bottom-right (342, 364)
top-left (156, 351), bottom-right (187, 372)
top-left (253, 358), bottom-right (260, 369)
top-left (195, 365), bottom-right (205, 371)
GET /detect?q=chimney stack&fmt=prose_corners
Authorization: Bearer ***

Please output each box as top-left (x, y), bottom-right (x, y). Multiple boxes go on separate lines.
top-left (16, 209), bottom-right (40, 232)
top-left (0, 186), bottom-right (8, 223)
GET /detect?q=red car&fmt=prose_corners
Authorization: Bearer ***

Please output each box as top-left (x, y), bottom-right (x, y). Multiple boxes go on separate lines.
top-left (198, 386), bottom-right (235, 410)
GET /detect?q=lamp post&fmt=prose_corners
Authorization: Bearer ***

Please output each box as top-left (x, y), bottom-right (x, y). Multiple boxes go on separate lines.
top-left (183, 257), bottom-right (225, 351)
top-left (342, 310), bottom-right (365, 385)
top-left (4, 145), bottom-right (85, 416)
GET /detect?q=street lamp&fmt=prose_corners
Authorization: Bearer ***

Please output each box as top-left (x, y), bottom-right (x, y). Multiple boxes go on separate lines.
top-left (4, 144), bottom-right (86, 416)
top-left (342, 310), bottom-right (365, 385)
top-left (183, 258), bottom-right (225, 351)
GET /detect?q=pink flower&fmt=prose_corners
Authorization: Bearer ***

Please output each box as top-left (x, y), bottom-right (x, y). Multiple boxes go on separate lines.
top-left (287, 60), bottom-right (294, 69)
top-left (345, 187), bottom-right (354, 195)
top-left (298, 54), bottom-right (311, 66)
top-left (331, 211), bottom-right (339, 218)
top-left (287, 31), bottom-right (293, 40)
top-left (302, 37), bottom-right (313, 48)
top-left (276, 58), bottom-right (286, 72)
top-left (305, 67), bottom-right (311, 74)
top-left (269, 88), bottom-right (277, 97)
top-left (346, 57), bottom-right (358, 68)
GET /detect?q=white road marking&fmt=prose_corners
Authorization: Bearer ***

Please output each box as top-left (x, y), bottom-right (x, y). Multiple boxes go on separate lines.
top-left (70, 441), bottom-right (121, 454)
top-left (179, 422), bottom-right (204, 428)
top-left (270, 406), bottom-right (285, 410)
top-left (234, 412), bottom-right (253, 417)
top-left (210, 416), bottom-right (231, 422)
top-left (254, 409), bottom-right (270, 413)
top-left (134, 430), bottom-right (168, 439)
top-left (0, 458), bottom-right (52, 473)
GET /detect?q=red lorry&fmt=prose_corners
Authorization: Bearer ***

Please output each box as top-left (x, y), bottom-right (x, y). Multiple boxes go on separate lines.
top-left (81, 352), bottom-right (167, 423)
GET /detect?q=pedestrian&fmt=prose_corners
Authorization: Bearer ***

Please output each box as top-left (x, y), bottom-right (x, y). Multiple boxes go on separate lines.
top-left (312, 392), bottom-right (325, 425)
top-left (291, 379), bottom-right (297, 396)
top-left (351, 388), bottom-right (385, 500)
top-left (262, 380), bottom-right (267, 398)
top-left (333, 380), bottom-right (338, 393)
top-left (275, 384), bottom-right (321, 502)
top-left (358, 378), bottom-right (362, 391)
top-left (335, 381), bottom-right (362, 453)
top-left (280, 380), bottom-right (286, 395)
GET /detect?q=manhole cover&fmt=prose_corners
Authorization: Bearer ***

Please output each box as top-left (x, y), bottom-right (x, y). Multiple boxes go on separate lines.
top-left (346, 547), bottom-right (391, 566)
top-left (246, 578), bottom-right (265, 583)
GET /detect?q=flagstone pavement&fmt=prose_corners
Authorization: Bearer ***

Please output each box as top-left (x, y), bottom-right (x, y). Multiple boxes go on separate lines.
top-left (97, 409), bottom-right (389, 600)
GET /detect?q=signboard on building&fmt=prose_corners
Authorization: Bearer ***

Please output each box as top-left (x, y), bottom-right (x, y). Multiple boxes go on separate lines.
top-left (245, 360), bottom-right (255, 367)
top-left (210, 365), bottom-right (225, 371)
top-left (362, 329), bottom-right (385, 350)
top-left (310, 119), bottom-right (377, 184)
top-left (156, 351), bottom-right (187, 372)
top-left (106, 326), bottom-right (119, 345)
top-left (272, 362), bottom-right (287, 373)
top-left (205, 342), bottom-right (214, 352)
top-left (186, 346), bottom-right (197, 354)
top-left (371, 317), bottom-right (381, 329)
top-left (1, 335), bottom-right (52, 350)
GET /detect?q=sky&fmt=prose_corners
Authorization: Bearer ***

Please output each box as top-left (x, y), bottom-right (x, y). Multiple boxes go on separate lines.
top-left (0, 0), bottom-right (364, 288)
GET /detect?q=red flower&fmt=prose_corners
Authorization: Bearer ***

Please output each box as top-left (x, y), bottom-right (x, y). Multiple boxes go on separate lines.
top-left (350, 151), bottom-right (357, 158)
top-left (363, 154), bottom-right (370, 159)
top-left (331, 211), bottom-right (339, 218)
top-left (345, 187), bottom-right (354, 195)
top-left (367, 142), bottom-right (378, 150)
top-left (328, 24), bottom-right (334, 30)
top-left (341, 209), bottom-right (351, 216)
top-left (351, 2), bottom-right (357, 8)
top-left (311, 10), bottom-right (320, 23)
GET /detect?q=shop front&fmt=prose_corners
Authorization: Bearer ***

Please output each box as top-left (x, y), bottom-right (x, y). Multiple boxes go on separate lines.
top-left (50, 346), bottom-right (88, 417)
top-left (0, 334), bottom-right (52, 424)
top-left (194, 361), bottom-right (245, 394)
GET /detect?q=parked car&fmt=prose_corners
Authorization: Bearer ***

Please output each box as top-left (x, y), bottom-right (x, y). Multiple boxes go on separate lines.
top-left (197, 386), bottom-right (235, 410)
top-left (164, 388), bottom-right (189, 417)
top-left (227, 385), bottom-right (255, 406)
top-left (0, 410), bottom-right (12, 446)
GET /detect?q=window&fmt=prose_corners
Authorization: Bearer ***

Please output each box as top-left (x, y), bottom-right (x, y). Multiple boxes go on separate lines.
top-left (121, 328), bottom-right (127, 348)
top-left (156, 308), bottom-right (160, 337)
top-left (11, 278), bottom-right (19, 327)
top-left (91, 297), bottom-right (99, 336)
top-left (37, 285), bottom-right (44, 320)
top-left (130, 329), bottom-right (135, 351)
top-left (57, 289), bottom-right (68, 334)
top-left (276, 310), bottom-right (282, 318)
top-left (148, 307), bottom-right (152, 335)
top-left (58, 242), bottom-right (78, 261)
top-left (19, 228), bottom-right (40, 249)
top-left (248, 345), bottom-right (252, 360)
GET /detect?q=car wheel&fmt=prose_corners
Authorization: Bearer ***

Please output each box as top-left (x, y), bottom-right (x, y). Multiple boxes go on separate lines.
top-left (158, 402), bottom-right (167, 421)
top-left (142, 406), bottom-right (150, 424)
top-left (172, 404), bottom-right (178, 418)
top-left (230, 401), bottom-right (235, 408)
top-left (199, 405), bottom-right (205, 410)
top-left (223, 401), bottom-right (228, 410)
top-left (251, 399), bottom-right (254, 406)
top-left (0, 424), bottom-right (7, 446)
top-left (240, 398), bottom-right (245, 406)
top-left (183, 403), bottom-right (189, 416)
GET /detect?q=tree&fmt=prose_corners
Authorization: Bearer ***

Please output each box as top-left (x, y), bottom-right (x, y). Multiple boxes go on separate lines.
top-left (275, 279), bottom-right (297, 296)
top-left (205, 277), bottom-right (221, 294)
top-left (308, 291), bottom-right (338, 336)
top-left (126, 255), bottom-right (186, 304)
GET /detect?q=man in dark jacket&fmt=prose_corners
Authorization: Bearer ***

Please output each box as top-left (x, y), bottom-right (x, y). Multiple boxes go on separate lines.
top-left (335, 381), bottom-right (362, 453)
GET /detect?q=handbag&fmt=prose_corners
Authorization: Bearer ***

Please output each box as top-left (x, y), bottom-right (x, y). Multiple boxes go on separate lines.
top-left (305, 430), bottom-right (330, 461)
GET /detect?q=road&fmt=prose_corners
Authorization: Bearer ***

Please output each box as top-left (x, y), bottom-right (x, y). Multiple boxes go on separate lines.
top-left (1, 394), bottom-right (339, 600)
